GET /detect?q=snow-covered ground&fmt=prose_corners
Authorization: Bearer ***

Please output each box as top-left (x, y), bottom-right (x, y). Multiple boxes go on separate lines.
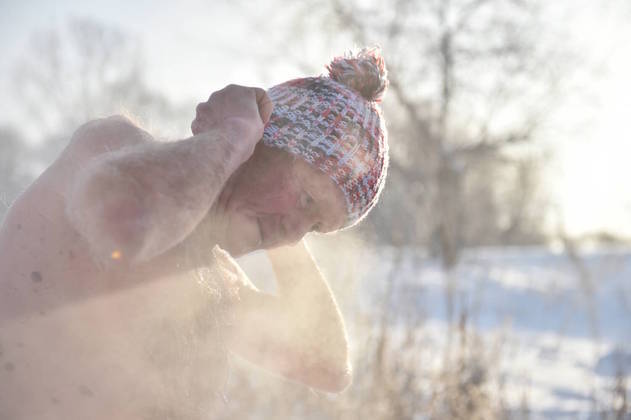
top-left (238, 245), bottom-right (631, 419)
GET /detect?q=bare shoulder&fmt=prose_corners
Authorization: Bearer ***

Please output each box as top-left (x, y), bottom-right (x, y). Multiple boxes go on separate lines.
top-left (67, 114), bottom-right (153, 159)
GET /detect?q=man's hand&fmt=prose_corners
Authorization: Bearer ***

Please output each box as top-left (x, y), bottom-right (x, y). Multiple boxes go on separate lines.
top-left (191, 85), bottom-right (273, 163)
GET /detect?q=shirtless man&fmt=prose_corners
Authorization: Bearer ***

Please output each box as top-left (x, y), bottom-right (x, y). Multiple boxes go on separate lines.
top-left (0, 48), bottom-right (389, 419)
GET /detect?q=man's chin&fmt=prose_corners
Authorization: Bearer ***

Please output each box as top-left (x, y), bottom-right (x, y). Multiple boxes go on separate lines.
top-left (216, 213), bottom-right (264, 256)
top-left (220, 238), bottom-right (259, 257)
top-left (223, 246), bottom-right (246, 258)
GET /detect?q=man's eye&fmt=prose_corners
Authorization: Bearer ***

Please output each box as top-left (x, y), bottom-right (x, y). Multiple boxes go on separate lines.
top-left (300, 191), bottom-right (314, 208)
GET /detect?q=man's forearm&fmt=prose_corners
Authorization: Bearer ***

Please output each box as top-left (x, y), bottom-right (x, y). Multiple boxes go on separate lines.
top-left (68, 126), bottom-right (245, 264)
top-left (266, 241), bottom-right (352, 387)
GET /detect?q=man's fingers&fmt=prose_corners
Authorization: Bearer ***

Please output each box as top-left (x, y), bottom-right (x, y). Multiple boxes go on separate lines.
top-left (200, 85), bottom-right (273, 132)
top-left (253, 88), bottom-right (274, 125)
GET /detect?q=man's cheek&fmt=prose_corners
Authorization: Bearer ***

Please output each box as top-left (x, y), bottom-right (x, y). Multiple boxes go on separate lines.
top-left (226, 212), bottom-right (261, 253)
top-left (252, 191), bottom-right (298, 214)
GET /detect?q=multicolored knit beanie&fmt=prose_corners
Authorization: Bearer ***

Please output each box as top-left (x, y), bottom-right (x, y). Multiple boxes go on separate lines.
top-left (262, 47), bottom-right (389, 228)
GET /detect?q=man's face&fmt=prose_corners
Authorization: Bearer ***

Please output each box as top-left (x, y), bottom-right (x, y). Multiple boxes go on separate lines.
top-left (213, 146), bottom-right (348, 256)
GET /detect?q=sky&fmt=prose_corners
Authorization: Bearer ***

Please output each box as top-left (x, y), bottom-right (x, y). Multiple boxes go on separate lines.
top-left (0, 0), bottom-right (630, 239)
top-left (542, 1), bottom-right (631, 238)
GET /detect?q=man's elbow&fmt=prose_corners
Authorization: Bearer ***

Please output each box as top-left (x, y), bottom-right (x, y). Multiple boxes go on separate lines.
top-left (323, 363), bottom-right (353, 393)
top-left (298, 354), bottom-right (353, 393)
top-left (312, 326), bottom-right (353, 392)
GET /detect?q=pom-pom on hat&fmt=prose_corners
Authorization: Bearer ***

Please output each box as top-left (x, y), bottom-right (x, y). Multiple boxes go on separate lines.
top-left (262, 46), bottom-right (389, 228)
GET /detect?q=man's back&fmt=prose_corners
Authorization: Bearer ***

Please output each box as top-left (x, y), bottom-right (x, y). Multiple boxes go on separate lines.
top-left (0, 116), bottom-right (231, 419)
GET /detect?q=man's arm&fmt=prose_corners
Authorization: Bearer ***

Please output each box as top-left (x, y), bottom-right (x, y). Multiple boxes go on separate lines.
top-left (67, 126), bottom-right (242, 265)
top-left (66, 85), bottom-right (271, 265)
top-left (221, 241), bottom-right (352, 393)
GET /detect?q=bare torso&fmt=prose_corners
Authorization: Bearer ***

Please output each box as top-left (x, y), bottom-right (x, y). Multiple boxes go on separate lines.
top-left (0, 119), bottom-right (233, 419)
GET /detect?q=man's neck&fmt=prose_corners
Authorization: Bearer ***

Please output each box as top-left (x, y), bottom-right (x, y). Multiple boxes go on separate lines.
top-left (162, 211), bottom-right (222, 273)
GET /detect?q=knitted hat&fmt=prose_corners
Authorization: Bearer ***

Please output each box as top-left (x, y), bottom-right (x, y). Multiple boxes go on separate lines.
top-left (262, 47), bottom-right (389, 228)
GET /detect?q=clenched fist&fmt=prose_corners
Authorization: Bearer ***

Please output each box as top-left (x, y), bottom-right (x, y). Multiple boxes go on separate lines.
top-left (191, 85), bottom-right (273, 162)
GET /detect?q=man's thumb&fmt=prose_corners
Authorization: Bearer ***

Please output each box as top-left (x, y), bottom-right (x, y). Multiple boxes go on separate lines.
top-left (254, 88), bottom-right (273, 125)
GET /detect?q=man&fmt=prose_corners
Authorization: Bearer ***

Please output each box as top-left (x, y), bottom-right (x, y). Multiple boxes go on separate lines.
top-left (0, 47), bottom-right (389, 419)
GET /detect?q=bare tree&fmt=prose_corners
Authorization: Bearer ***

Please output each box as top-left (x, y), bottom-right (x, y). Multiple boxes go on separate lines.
top-left (327, 0), bottom-right (566, 263)
top-left (12, 18), bottom-right (189, 166)
top-left (0, 126), bottom-right (32, 221)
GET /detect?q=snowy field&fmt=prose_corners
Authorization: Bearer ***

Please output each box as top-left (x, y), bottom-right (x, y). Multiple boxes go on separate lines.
top-left (239, 244), bottom-right (631, 419)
